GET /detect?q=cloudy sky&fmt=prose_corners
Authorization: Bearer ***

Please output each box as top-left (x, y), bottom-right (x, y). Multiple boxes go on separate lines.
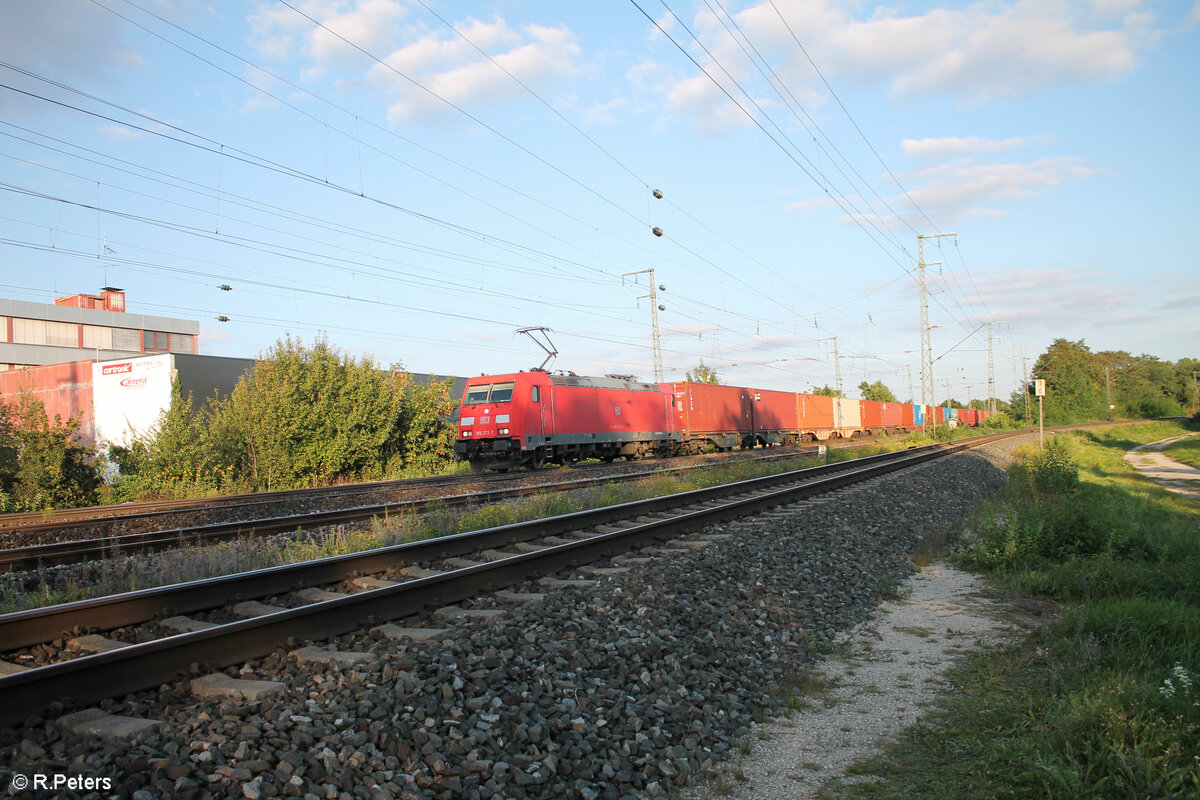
top-left (2, 0), bottom-right (1196, 403)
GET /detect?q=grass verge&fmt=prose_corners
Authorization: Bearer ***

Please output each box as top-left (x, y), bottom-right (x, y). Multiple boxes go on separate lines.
top-left (817, 421), bottom-right (1200, 799)
top-left (1163, 434), bottom-right (1200, 470)
top-left (1, 446), bottom-right (849, 613)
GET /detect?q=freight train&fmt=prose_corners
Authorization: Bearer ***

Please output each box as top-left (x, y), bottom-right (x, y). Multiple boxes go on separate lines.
top-left (454, 370), bottom-right (990, 471)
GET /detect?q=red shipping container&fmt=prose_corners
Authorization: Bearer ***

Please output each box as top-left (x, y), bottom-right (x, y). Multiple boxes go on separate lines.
top-left (660, 382), bottom-right (752, 450)
top-left (861, 399), bottom-right (883, 430)
top-left (797, 393), bottom-right (835, 438)
top-left (900, 403), bottom-right (915, 428)
top-left (880, 401), bottom-right (902, 429)
top-left (749, 387), bottom-right (799, 444)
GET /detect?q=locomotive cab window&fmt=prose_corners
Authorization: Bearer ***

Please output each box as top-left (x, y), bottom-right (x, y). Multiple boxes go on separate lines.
top-left (464, 382), bottom-right (516, 404)
top-left (465, 385), bottom-right (491, 405)
top-left (531, 387), bottom-right (539, 403)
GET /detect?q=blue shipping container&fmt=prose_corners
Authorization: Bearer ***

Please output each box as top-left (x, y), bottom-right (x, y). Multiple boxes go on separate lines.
top-left (913, 404), bottom-right (924, 425)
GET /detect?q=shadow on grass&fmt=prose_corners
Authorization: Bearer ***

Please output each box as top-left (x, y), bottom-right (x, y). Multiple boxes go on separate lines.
top-left (818, 421), bottom-right (1200, 800)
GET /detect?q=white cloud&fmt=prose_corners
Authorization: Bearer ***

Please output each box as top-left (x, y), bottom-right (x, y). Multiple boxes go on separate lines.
top-left (963, 265), bottom-right (1135, 331)
top-left (1156, 293), bottom-right (1200, 311)
top-left (0, 0), bottom-right (145, 120)
top-left (901, 157), bottom-right (1096, 211)
top-left (1187, 2), bottom-right (1200, 28)
top-left (583, 96), bottom-right (628, 124)
top-left (251, 4), bottom-right (583, 122)
top-left (636, 0), bottom-right (1156, 132)
top-left (819, 156), bottom-right (1097, 229)
top-left (99, 124), bottom-right (143, 142)
top-left (368, 18), bottom-right (580, 122)
top-left (901, 135), bottom-right (1051, 159)
top-left (249, 0), bottom-right (408, 72)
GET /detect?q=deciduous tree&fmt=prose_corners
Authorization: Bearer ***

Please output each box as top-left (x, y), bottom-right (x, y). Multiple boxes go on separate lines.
top-left (857, 380), bottom-right (897, 403)
top-left (684, 362), bottom-right (721, 384)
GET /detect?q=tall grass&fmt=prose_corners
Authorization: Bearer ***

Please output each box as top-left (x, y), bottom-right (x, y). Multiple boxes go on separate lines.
top-left (821, 421), bottom-right (1200, 799)
top-left (1163, 435), bottom-right (1200, 470)
top-left (0, 449), bottom-right (829, 614)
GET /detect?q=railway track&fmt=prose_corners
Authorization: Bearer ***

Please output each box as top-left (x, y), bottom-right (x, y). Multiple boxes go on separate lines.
top-left (0, 447), bottom-right (821, 572)
top-left (0, 432), bottom-right (1016, 727)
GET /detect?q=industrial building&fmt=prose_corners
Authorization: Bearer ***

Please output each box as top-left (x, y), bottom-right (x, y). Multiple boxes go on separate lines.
top-left (0, 288), bottom-right (466, 448)
top-left (1, 288), bottom-right (198, 370)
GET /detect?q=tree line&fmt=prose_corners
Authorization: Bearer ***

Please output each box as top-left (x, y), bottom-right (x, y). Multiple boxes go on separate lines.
top-left (1018, 339), bottom-right (1197, 425)
top-left (2, 337), bottom-right (1195, 512)
top-left (686, 341), bottom-right (1198, 425)
top-left (0, 335), bottom-right (458, 512)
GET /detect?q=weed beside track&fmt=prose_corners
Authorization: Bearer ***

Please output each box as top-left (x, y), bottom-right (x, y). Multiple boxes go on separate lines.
top-left (818, 420), bottom-right (1200, 800)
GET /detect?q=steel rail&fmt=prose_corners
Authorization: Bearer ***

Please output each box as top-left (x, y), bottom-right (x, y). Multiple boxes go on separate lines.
top-left (0, 449), bottom-right (816, 572)
top-left (0, 441), bottom-right (953, 648)
top-left (0, 441), bottom-right (818, 533)
top-left (0, 472), bottom-right (494, 531)
top-left (0, 434), bottom-right (1012, 727)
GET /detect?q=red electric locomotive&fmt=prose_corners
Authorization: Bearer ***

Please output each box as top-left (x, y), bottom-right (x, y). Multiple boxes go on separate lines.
top-left (455, 372), bottom-right (678, 470)
top-left (456, 369), bottom-right (962, 471)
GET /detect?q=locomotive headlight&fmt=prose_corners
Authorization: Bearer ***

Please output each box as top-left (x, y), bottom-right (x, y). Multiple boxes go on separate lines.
top-left (459, 416), bottom-right (475, 426)
top-left (496, 414), bottom-right (510, 424)
top-left (498, 428), bottom-right (509, 434)
top-left (462, 431), bottom-right (473, 437)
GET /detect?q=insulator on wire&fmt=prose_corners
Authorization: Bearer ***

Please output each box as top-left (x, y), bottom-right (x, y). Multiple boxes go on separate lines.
top-left (217, 284), bottom-right (232, 291)
top-left (651, 226), bottom-right (663, 237)
top-left (216, 315), bottom-right (230, 322)
top-left (652, 189), bottom-right (663, 199)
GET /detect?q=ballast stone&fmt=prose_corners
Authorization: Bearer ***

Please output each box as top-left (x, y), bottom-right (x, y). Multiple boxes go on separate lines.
top-left (289, 645), bottom-right (377, 665)
top-left (159, 615), bottom-right (217, 633)
top-left (67, 634), bottom-right (133, 654)
top-left (57, 708), bottom-right (163, 742)
top-left (231, 600), bottom-right (288, 618)
top-left (190, 673), bottom-right (286, 701)
top-left (371, 624), bottom-right (448, 641)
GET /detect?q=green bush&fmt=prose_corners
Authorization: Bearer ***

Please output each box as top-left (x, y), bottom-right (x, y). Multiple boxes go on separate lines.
top-left (106, 335), bottom-right (461, 502)
top-left (106, 381), bottom-right (239, 502)
top-left (854, 423), bottom-right (1200, 800)
top-left (0, 393), bottom-right (101, 511)
top-left (1022, 436), bottom-right (1080, 494)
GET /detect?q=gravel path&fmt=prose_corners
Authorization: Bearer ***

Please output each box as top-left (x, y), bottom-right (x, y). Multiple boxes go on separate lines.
top-left (715, 561), bottom-right (1021, 799)
top-left (0, 435), bottom-right (1030, 800)
top-left (1124, 434), bottom-right (1200, 500)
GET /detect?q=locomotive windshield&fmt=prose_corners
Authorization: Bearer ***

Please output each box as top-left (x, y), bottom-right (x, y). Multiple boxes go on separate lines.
top-left (464, 382), bottom-right (515, 404)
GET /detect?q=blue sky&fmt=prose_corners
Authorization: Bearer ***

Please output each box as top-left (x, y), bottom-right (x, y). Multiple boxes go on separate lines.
top-left (2, 0), bottom-right (1197, 405)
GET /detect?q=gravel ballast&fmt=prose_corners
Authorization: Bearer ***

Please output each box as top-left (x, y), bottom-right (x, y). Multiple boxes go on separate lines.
top-left (0, 436), bottom-right (1027, 800)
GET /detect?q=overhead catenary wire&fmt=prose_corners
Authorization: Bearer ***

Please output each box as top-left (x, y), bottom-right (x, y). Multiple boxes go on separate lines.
top-left (0, 58), bottom-right (835, 348)
top-left (0, 5), bottom-right (991, 389)
top-left (632, 0), bottom-right (993, 338)
top-left (633, 0), bottom-right (917, 272)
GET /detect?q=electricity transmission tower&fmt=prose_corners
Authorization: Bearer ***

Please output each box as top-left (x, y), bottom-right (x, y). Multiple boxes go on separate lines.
top-left (987, 321), bottom-right (1009, 414)
top-left (918, 232), bottom-right (956, 431)
top-left (817, 336), bottom-right (842, 398)
top-left (622, 269), bottom-right (665, 382)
